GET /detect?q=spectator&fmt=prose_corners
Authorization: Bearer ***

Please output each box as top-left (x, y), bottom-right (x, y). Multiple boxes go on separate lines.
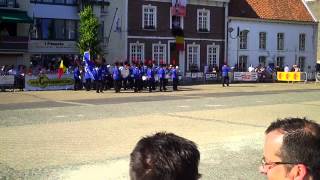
top-left (248, 64), bottom-right (255, 72)
top-left (260, 117), bottom-right (320, 180)
top-left (284, 65), bottom-right (290, 72)
top-left (130, 132), bottom-right (201, 180)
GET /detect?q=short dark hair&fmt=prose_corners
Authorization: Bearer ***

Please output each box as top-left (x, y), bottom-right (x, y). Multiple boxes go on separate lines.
top-left (266, 117), bottom-right (320, 178)
top-left (130, 132), bottom-right (201, 180)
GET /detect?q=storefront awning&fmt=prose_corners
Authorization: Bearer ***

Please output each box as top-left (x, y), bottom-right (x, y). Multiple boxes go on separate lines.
top-left (0, 9), bottom-right (33, 23)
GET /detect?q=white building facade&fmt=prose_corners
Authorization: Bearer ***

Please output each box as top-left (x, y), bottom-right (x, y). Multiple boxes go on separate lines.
top-left (228, 18), bottom-right (318, 72)
top-left (227, 0), bottom-right (318, 73)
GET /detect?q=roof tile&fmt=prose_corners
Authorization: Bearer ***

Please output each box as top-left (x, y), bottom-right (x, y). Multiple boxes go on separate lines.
top-left (229, 0), bottom-right (315, 22)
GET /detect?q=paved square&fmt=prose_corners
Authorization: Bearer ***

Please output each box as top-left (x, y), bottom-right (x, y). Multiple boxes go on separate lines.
top-left (0, 83), bottom-right (319, 179)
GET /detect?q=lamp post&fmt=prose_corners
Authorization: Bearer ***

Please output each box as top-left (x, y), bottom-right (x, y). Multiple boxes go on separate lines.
top-left (228, 27), bottom-right (249, 72)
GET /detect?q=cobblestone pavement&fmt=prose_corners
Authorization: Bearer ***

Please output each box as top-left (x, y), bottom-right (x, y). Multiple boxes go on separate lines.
top-left (0, 83), bottom-right (319, 180)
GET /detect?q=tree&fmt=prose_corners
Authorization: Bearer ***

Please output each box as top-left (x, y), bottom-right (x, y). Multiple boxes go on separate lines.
top-left (78, 6), bottom-right (101, 57)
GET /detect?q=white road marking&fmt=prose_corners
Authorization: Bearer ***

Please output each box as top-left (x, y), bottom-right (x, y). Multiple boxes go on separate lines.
top-left (55, 100), bottom-right (93, 106)
top-left (77, 114), bottom-right (84, 117)
top-left (206, 104), bottom-right (224, 107)
top-left (178, 105), bottom-right (190, 108)
top-left (55, 115), bottom-right (66, 118)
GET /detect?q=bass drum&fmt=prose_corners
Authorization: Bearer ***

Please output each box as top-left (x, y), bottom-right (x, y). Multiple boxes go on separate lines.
top-left (142, 76), bottom-right (147, 81)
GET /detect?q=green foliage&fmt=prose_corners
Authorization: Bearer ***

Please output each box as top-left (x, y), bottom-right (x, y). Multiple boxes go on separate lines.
top-left (78, 6), bottom-right (101, 56)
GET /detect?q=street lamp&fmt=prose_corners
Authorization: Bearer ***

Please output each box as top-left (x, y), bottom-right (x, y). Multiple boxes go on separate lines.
top-left (228, 27), bottom-right (249, 72)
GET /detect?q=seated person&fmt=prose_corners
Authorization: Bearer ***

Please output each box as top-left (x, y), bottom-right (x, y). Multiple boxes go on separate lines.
top-left (130, 132), bottom-right (201, 180)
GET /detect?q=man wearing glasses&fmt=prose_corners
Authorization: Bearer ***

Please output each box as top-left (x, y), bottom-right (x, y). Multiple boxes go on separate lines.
top-left (260, 117), bottom-right (320, 180)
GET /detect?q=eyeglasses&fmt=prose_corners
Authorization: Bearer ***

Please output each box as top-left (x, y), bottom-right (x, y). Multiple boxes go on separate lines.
top-left (260, 157), bottom-right (297, 171)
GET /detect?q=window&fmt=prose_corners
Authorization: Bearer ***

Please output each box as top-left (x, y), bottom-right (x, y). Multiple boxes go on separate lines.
top-left (54, 19), bottom-right (65, 40)
top-left (152, 44), bottom-right (167, 65)
top-left (99, 21), bottom-right (105, 39)
top-left (187, 44), bottom-right (200, 71)
top-left (207, 45), bottom-right (219, 67)
top-left (299, 33), bottom-right (306, 51)
top-left (171, 15), bottom-right (184, 29)
top-left (277, 33), bottom-right (284, 50)
top-left (259, 56), bottom-right (266, 66)
top-left (101, 4), bottom-right (108, 14)
top-left (32, 18), bottom-right (77, 40)
top-left (1, 0), bottom-right (16, 7)
top-left (298, 57), bottom-right (305, 71)
top-left (239, 31), bottom-right (248, 49)
top-left (276, 56), bottom-right (284, 68)
top-left (30, 0), bottom-right (77, 5)
top-left (197, 9), bottom-right (210, 32)
top-left (239, 56), bottom-right (247, 72)
top-left (142, 5), bottom-right (156, 30)
top-left (66, 20), bottom-right (76, 40)
top-left (259, 32), bottom-right (266, 50)
top-left (130, 42), bottom-right (145, 63)
top-left (66, 0), bottom-right (76, 4)
top-left (40, 19), bottom-right (54, 40)
top-left (54, 0), bottom-right (64, 4)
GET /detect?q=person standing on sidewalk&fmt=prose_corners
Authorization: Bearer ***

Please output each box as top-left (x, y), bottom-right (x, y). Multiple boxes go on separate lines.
top-left (222, 64), bottom-right (230, 87)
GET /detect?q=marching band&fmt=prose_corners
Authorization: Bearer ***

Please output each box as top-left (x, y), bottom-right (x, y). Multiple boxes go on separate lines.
top-left (78, 50), bottom-right (180, 93)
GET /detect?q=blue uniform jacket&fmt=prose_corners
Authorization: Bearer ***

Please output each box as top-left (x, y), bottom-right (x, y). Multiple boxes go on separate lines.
top-left (133, 67), bottom-right (142, 79)
top-left (113, 67), bottom-right (121, 80)
top-left (147, 68), bottom-right (155, 80)
top-left (158, 68), bottom-right (165, 79)
top-left (171, 68), bottom-right (177, 79)
top-left (73, 67), bottom-right (80, 80)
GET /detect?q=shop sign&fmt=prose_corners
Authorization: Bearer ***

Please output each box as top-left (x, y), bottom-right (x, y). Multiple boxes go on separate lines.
top-left (29, 40), bottom-right (77, 49)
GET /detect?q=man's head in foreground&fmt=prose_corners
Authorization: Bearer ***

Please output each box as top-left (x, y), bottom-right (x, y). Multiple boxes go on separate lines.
top-left (260, 117), bottom-right (320, 180)
top-left (130, 132), bottom-right (201, 180)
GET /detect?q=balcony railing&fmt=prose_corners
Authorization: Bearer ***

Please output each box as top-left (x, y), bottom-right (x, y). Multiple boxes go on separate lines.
top-left (0, 36), bottom-right (28, 52)
top-left (0, 0), bottom-right (19, 8)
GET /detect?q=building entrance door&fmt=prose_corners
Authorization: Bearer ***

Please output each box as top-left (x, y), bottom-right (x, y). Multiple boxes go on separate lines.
top-left (169, 41), bottom-right (179, 66)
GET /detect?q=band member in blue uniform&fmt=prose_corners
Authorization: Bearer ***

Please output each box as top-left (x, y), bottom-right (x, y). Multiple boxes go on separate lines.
top-left (142, 62), bottom-right (148, 89)
top-left (133, 64), bottom-right (142, 92)
top-left (101, 63), bottom-right (108, 91)
top-left (73, 65), bottom-right (82, 91)
top-left (113, 62), bottom-right (121, 93)
top-left (128, 63), bottom-right (134, 90)
top-left (147, 64), bottom-right (155, 92)
top-left (171, 66), bottom-right (178, 91)
top-left (106, 64), bottom-right (113, 90)
top-left (158, 64), bottom-right (166, 92)
top-left (94, 64), bottom-right (103, 93)
top-left (121, 62), bottom-right (130, 90)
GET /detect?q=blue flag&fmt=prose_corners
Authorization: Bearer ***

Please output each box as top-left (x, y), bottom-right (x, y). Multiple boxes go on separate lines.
top-left (83, 51), bottom-right (95, 80)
